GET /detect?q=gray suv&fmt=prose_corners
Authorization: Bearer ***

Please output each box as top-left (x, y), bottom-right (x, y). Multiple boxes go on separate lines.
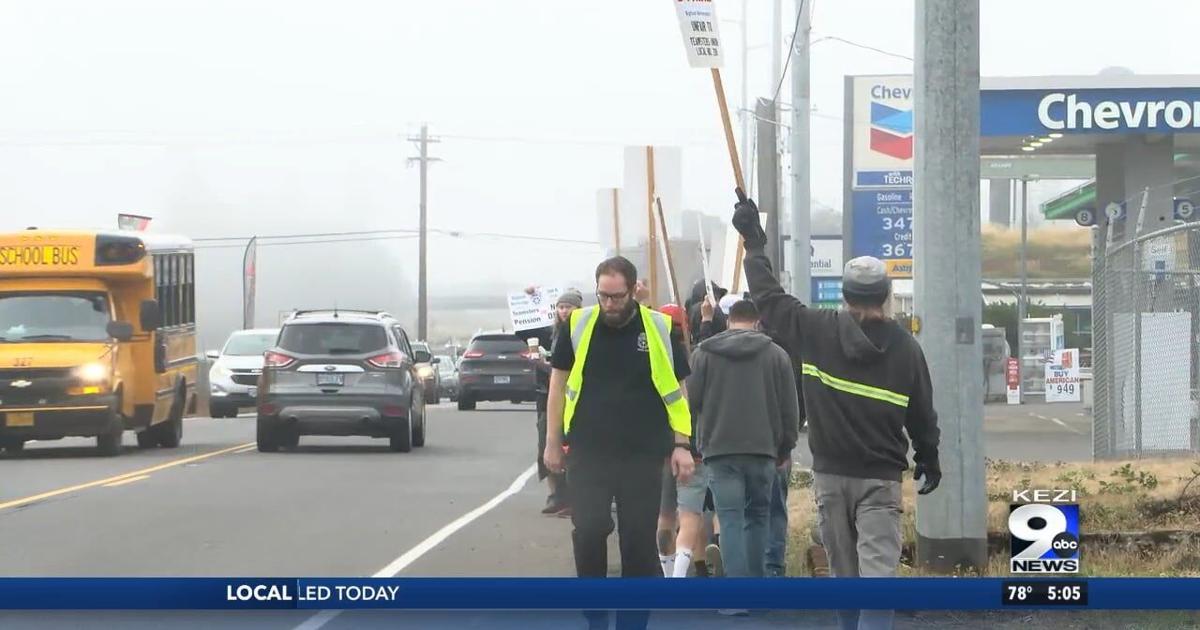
top-left (256, 310), bottom-right (427, 453)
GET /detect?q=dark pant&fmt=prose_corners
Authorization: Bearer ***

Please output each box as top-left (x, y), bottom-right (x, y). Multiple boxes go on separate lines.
top-left (765, 461), bottom-right (791, 576)
top-left (705, 454), bottom-right (775, 578)
top-left (569, 449), bottom-right (663, 630)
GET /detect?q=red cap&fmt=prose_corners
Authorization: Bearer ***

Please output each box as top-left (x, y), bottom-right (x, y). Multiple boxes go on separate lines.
top-left (658, 303), bottom-right (687, 330)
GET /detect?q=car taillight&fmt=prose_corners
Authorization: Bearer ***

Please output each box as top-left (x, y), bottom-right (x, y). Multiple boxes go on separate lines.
top-left (462, 351), bottom-right (483, 359)
top-left (264, 351), bottom-right (295, 369)
top-left (368, 351), bottom-right (405, 368)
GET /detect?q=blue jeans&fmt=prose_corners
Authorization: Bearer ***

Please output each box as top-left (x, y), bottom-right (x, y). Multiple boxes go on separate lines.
top-left (704, 454), bottom-right (775, 578)
top-left (765, 462), bottom-right (791, 576)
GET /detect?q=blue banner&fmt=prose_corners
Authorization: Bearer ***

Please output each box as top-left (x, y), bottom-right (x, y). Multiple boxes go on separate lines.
top-left (0, 578), bottom-right (1196, 610)
top-left (854, 170), bottom-right (913, 189)
top-left (981, 87), bottom-right (1200, 137)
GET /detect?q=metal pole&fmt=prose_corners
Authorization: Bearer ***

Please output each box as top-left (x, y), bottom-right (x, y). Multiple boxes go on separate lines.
top-left (790, 0), bottom-right (811, 299)
top-left (1018, 178), bottom-right (1028, 403)
top-left (913, 0), bottom-right (986, 573)
top-left (417, 124), bottom-right (429, 341)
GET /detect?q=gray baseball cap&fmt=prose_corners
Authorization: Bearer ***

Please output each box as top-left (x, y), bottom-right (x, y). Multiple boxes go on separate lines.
top-left (842, 256), bottom-right (892, 300)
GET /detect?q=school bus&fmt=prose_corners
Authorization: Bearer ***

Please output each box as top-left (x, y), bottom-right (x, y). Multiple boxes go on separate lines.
top-left (0, 230), bottom-right (198, 455)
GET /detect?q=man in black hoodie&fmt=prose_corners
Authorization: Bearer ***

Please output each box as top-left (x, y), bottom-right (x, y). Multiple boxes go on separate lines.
top-left (733, 193), bottom-right (940, 629)
top-left (688, 299), bottom-right (800, 579)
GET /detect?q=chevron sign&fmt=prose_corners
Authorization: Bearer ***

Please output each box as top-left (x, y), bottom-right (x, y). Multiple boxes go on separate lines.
top-left (870, 101), bottom-right (913, 160)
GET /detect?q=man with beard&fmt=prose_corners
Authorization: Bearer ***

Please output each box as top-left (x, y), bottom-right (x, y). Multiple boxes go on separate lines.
top-left (543, 256), bottom-right (694, 630)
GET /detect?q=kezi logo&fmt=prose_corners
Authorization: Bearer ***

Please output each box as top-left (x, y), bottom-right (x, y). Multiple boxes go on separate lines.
top-left (869, 101), bottom-right (913, 160)
top-left (1009, 498), bottom-right (1080, 574)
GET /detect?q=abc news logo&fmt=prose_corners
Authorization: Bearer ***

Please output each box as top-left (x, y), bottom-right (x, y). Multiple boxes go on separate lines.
top-left (1009, 489), bottom-right (1080, 574)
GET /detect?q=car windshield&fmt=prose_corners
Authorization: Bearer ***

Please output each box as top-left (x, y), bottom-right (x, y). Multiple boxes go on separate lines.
top-left (469, 337), bottom-right (527, 354)
top-left (223, 333), bottom-right (278, 356)
top-left (0, 292), bottom-right (111, 343)
top-left (277, 323), bottom-right (388, 355)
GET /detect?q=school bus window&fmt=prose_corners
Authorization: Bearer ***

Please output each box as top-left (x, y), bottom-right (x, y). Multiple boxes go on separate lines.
top-left (184, 254), bottom-right (195, 325)
top-left (0, 292), bottom-right (111, 343)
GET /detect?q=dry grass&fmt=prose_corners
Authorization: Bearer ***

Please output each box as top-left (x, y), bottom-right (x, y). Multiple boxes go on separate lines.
top-left (787, 458), bottom-right (1200, 577)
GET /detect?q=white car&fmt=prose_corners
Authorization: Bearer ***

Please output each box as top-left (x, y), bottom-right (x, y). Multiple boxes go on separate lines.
top-left (206, 329), bottom-right (279, 419)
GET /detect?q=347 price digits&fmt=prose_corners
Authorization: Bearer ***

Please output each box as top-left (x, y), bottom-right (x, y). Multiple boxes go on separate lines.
top-left (881, 217), bottom-right (909, 230)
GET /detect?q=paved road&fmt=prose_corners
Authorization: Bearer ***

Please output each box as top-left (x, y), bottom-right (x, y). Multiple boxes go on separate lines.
top-left (0, 399), bottom-right (1097, 629)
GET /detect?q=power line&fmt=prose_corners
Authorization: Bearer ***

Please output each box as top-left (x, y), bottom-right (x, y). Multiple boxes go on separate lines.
top-left (194, 234), bottom-right (420, 250)
top-left (809, 35), bottom-right (913, 62)
top-left (194, 227), bottom-right (600, 247)
top-left (770, 0), bottom-right (806, 105)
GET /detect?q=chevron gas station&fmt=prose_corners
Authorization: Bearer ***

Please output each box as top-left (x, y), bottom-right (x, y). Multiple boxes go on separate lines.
top-left (843, 73), bottom-right (1200, 277)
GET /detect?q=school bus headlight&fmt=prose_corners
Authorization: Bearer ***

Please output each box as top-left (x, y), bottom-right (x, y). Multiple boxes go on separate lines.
top-left (75, 362), bottom-right (111, 383)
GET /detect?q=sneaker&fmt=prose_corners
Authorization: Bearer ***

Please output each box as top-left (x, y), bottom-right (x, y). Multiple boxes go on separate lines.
top-left (704, 543), bottom-right (724, 577)
top-left (554, 505), bottom-right (573, 519)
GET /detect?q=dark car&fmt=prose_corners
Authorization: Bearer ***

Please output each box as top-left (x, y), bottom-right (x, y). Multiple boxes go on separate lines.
top-left (435, 354), bottom-right (459, 402)
top-left (256, 310), bottom-right (427, 452)
top-left (456, 333), bottom-right (538, 411)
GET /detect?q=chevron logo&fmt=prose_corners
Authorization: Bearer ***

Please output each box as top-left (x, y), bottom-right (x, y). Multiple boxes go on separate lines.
top-left (870, 101), bottom-right (913, 160)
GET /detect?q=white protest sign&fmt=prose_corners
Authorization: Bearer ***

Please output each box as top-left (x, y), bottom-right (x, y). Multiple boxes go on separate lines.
top-left (673, 0), bottom-right (724, 68)
top-left (507, 287), bottom-right (562, 332)
top-left (1044, 348), bottom-right (1082, 403)
top-left (697, 215), bottom-right (715, 305)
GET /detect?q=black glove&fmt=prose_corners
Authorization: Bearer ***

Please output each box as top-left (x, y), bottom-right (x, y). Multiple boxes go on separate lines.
top-left (914, 463), bottom-right (941, 495)
top-left (732, 188), bottom-right (767, 249)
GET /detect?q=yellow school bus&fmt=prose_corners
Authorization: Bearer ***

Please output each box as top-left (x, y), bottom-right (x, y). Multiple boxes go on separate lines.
top-left (0, 230), bottom-right (198, 455)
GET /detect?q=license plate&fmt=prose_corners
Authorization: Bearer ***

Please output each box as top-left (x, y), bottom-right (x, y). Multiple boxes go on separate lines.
top-left (5, 412), bottom-right (34, 427)
top-left (248, 387), bottom-right (258, 397)
top-left (316, 373), bottom-right (344, 386)
top-left (494, 376), bottom-right (510, 384)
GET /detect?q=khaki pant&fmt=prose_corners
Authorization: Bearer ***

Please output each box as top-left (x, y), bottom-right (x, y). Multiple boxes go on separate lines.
top-left (813, 472), bottom-right (903, 630)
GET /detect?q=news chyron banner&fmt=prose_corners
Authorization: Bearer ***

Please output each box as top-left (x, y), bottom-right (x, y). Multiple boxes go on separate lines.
top-left (845, 75), bottom-right (913, 279)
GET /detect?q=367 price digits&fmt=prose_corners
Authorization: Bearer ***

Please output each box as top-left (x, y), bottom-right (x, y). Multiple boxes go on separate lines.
top-left (881, 243), bottom-right (908, 257)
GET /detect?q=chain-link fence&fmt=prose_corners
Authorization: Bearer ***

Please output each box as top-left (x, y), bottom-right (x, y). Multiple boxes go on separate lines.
top-left (1093, 221), bottom-right (1200, 459)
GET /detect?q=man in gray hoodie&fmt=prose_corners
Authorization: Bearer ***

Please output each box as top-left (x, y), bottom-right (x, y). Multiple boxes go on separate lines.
top-left (687, 299), bottom-right (800, 578)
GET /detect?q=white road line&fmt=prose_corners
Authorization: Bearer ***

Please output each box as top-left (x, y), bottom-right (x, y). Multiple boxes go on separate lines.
top-left (102, 474), bottom-right (150, 488)
top-left (293, 464), bottom-right (538, 630)
top-left (1031, 412), bottom-right (1083, 435)
top-left (233, 445), bottom-right (257, 454)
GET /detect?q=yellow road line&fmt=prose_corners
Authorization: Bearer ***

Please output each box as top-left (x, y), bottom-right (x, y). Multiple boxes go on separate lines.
top-left (102, 474), bottom-right (150, 488)
top-left (0, 442), bottom-right (255, 512)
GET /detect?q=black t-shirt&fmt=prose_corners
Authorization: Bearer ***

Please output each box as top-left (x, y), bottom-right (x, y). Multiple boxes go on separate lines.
top-left (552, 309), bottom-right (691, 457)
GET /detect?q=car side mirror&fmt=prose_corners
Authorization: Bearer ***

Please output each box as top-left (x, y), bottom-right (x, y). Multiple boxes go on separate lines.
top-left (205, 350), bottom-right (220, 360)
top-left (106, 321), bottom-right (135, 342)
top-left (431, 357), bottom-right (441, 364)
top-left (414, 351), bottom-right (431, 363)
top-left (139, 299), bottom-right (162, 331)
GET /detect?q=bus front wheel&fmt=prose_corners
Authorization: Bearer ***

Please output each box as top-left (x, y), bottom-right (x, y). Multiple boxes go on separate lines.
top-left (153, 386), bottom-right (185, 448)
top-left (96, 407), bottom-right (124, 457)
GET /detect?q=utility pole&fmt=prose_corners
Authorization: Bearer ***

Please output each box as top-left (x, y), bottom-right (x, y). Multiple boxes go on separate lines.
top-left (790, 0), bottom-right (811, 299)
top-left (408, 124), bottom-right (440, 341)
top-left (913, 0), bottom-right (987, 573)
top-left (757, 98), bottom-right (780, 272)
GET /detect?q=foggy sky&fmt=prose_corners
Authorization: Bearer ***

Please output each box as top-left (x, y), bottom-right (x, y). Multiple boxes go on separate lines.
top-left (1, 0), bottom-right (1197, 346)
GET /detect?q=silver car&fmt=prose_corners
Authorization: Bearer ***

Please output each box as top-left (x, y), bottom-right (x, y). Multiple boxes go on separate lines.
top-left (207, 329), bottom-right (280, 418)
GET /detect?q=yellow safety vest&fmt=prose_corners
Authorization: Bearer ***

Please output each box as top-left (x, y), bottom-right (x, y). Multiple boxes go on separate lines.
top-left (563, 305), bottom-right (691, 437)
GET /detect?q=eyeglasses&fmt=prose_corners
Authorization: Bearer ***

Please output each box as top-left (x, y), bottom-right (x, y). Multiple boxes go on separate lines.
top-left (596, 290), bottom-right (630, 304)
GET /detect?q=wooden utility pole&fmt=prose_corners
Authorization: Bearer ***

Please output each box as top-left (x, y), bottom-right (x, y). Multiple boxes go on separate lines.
top-left (408, 124), bottom-right (440, 340)
top-left (646, 146), bottom-right (658, 306)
